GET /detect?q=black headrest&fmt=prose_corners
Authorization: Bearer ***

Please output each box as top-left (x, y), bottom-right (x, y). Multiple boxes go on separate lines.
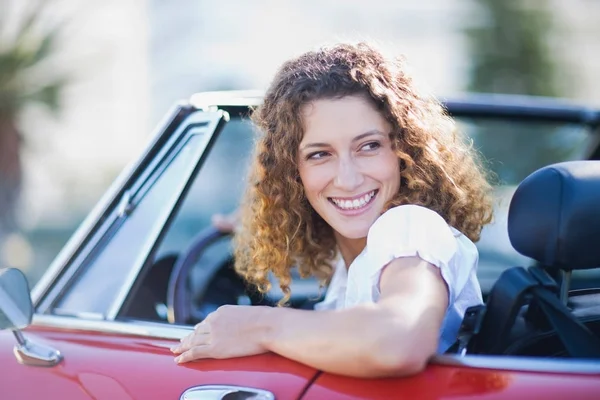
top-left (508, 161), bottom-right (600, 270)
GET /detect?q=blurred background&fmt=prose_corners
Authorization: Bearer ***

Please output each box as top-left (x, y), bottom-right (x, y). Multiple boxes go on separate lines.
top-left (1, 0), bottom-right (599, 287)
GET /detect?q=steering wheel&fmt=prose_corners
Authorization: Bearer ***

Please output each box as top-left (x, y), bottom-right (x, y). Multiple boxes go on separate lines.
top-left (166, 226), bottom-right (324, 325)
top-left (166, 226), bottom-right (232, 325)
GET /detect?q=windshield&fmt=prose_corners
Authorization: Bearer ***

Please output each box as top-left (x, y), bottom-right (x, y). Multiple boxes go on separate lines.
top-left (459, 118), bottom-right (591, 185)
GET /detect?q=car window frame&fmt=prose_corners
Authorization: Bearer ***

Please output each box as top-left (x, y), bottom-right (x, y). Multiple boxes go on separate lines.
top-left (33, 105), bottom-right (228, 319)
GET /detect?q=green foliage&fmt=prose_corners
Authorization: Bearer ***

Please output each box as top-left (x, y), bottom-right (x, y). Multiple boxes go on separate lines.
top-left (0, 1), bottom-right (66, 117)
top-left (466, 0), bottom-right (564, 97)
top-left (463, 0), bottom-right (584, 187)
top-left (0, 1), bottom-right (68, 240)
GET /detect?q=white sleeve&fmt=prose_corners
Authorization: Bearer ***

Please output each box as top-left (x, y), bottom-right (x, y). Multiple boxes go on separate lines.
top-left (365, 204), bottom-right (461, 303)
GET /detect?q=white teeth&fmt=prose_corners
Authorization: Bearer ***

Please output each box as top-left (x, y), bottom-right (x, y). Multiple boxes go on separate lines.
top-left (331, 191), bottom-right (376, 210)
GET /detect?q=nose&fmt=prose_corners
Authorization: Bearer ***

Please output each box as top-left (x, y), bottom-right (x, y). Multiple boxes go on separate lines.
top-left (333, 156), bottom-right (364, 192)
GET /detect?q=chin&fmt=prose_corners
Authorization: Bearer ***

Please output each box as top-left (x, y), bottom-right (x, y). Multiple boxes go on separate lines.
top-left (333, 226), bottom-right (370, 240)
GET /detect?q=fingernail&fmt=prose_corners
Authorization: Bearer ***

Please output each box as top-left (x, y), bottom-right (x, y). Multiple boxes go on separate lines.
top-left (174, 356), bottom-right (181, 363)
top-left (170, 346), bottom-right (178, 353)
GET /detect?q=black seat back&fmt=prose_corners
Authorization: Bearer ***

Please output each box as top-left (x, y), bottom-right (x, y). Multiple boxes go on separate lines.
top-left (471, 161), bottom-right (600, 357)
top-left (508, 160), bottom-right (600, 271)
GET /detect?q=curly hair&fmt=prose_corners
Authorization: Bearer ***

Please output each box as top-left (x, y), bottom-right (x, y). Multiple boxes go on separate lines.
top-left (233, 42), bottom-right (494, 304)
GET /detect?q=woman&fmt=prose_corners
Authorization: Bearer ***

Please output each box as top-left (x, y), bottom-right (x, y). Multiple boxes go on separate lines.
top-left (172, 42), bottom-right (493, 378)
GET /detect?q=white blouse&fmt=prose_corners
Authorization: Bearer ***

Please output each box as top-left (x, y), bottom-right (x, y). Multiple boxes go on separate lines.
top-left (314, 204), bottom-right (483, 353)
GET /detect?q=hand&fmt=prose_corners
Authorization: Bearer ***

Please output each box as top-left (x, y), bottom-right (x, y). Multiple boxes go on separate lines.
top-left (171, 305), bottom-right (270, 363)
top-left (211, 210), bottom-right (240, 233)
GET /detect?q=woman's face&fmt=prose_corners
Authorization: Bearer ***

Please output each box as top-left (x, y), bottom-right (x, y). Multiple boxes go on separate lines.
top-left (298, 95), bottom-right (401, 240)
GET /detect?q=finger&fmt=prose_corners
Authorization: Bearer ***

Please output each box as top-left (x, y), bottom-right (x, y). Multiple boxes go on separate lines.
top-left (172, 332), bottom-right (211, 353)
top-left (175, 345), bottom-right (211, 364)
top-left (194, 322), bottom-right (211, 335)
top-left (212, 215), bottom-right (233, 232)
top-left (171, 333), bottom-right (190, 353)
top-left (176, 332), bottom-right (195, 349)
top-left (171, 341), bottom-right (189, 354)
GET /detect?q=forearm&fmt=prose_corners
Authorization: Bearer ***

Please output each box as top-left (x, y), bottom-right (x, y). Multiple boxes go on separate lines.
top-left (258, 304), bottom-right (426, 378)
top-left (175, 258), bottom-right (445, 375)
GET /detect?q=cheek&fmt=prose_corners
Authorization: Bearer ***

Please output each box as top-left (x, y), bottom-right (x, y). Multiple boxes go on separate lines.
top-left (387, 159), bottom-right (402, 183)
top-left (373, 153), bottom-right (401, 188)
top-left (299, 166), bottom-right (330, 201)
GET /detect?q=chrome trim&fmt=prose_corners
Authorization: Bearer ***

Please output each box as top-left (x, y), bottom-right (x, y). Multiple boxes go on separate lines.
top-left (181, 385), bottom-right (275, 400)
top-left (561, 270), bottom-right (572, 305)
top-left (105, 136), bottom-right (197, 320)
top-left (32, 314), bottom-right (600, 374)
top-left (33, 314), bottom-right (191, 340)
top-left (433, 354), bottom-right (600, 375)
top-left (105, 112), bottom-right (228, 321)
top-left (188, 90), bottom-right (600, 123)
top-left (117, 190), bottom-right (134, 217)
top-left (13, 335), bottom-right (63, 367)
top-left (52, 308), bottom-right (105, 320)
top-left (13, 330), bottom-right (27, 347)
top-left (189, 90), bottom-right (263, 110)
top-left (31, 103), bottom-right (189, 306)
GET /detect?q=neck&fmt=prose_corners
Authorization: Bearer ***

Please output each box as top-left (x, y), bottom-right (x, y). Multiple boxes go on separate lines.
top-left (334, 232), bottom-right (367, 268)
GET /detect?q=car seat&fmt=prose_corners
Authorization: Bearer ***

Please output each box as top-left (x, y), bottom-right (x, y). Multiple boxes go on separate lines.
top-left (467, 161), bottom-right (600, 357)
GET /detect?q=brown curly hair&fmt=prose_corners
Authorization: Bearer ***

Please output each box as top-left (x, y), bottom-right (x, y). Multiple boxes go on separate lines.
top-left (233, 42), bottom-right (493, 304)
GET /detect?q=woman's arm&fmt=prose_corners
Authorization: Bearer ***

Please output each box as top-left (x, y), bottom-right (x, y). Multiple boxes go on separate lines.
top-left (173, 256), bottom-right (449, 378)
top-left (262, 256), bottom-right (449, 377)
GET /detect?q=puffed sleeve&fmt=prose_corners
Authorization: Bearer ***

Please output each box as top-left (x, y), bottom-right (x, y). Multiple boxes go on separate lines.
top-left (365, 204), bottom-right (461, 304)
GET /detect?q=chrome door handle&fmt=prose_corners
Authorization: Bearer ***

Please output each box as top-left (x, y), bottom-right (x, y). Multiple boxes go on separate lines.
top-left (180, 385), bottom-right (275, 400)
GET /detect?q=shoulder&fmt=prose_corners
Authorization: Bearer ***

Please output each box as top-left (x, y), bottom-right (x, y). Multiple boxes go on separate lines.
top-left (370, 204), bottom-right (450, 232)
top-left (367, 205), bottom-right (458, 252)
top-left (364, 205), bottom-right (480, 305)
top-left (364, 205), bottom-right (469, 276)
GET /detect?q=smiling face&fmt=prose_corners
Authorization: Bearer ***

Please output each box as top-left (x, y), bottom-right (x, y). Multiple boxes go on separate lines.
top-left (298, 95), bottom-right (401, 246)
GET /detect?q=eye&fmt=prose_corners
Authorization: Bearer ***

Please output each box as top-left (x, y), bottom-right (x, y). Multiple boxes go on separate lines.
top-left (306, 151), bottom-right (330, 160)
top-left (360, 141), bottom-right (381, 151)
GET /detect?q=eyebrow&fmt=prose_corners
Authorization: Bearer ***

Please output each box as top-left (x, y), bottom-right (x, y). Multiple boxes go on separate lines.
top-left (299, 130), bottom-right (386, 151)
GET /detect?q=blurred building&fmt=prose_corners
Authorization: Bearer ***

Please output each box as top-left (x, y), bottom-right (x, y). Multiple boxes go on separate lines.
top-left (147, 0), bottom-right (473, 121)
top-left (147, 0), bottom-right (600, 119)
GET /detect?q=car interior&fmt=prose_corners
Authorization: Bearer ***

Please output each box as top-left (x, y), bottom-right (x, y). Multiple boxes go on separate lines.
top-left (120, 107), bottom-right (600, 360)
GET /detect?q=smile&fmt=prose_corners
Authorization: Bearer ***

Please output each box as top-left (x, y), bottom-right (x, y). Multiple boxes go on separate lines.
top-left (328, 190), bottom-right (378, 211)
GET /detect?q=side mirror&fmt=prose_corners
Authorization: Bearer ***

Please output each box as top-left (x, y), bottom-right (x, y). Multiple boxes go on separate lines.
top-left (0, 268), bottom-right (62, 367)
top-left (0, 268), bottom-right (33, 331)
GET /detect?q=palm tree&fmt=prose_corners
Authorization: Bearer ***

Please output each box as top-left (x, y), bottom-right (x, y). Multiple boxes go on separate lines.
top-left (0, 1), bottom-right (66, 256)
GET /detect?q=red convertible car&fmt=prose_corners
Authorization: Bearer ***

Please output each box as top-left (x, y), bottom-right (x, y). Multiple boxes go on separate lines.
top-left (1, 91), bottom-right (600, 399)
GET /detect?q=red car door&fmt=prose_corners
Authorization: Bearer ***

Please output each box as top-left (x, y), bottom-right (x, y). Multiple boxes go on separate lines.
top-left (0, 325), bottom-right (318, 399)
top-left (302, 357), bottom-right (600, 399)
